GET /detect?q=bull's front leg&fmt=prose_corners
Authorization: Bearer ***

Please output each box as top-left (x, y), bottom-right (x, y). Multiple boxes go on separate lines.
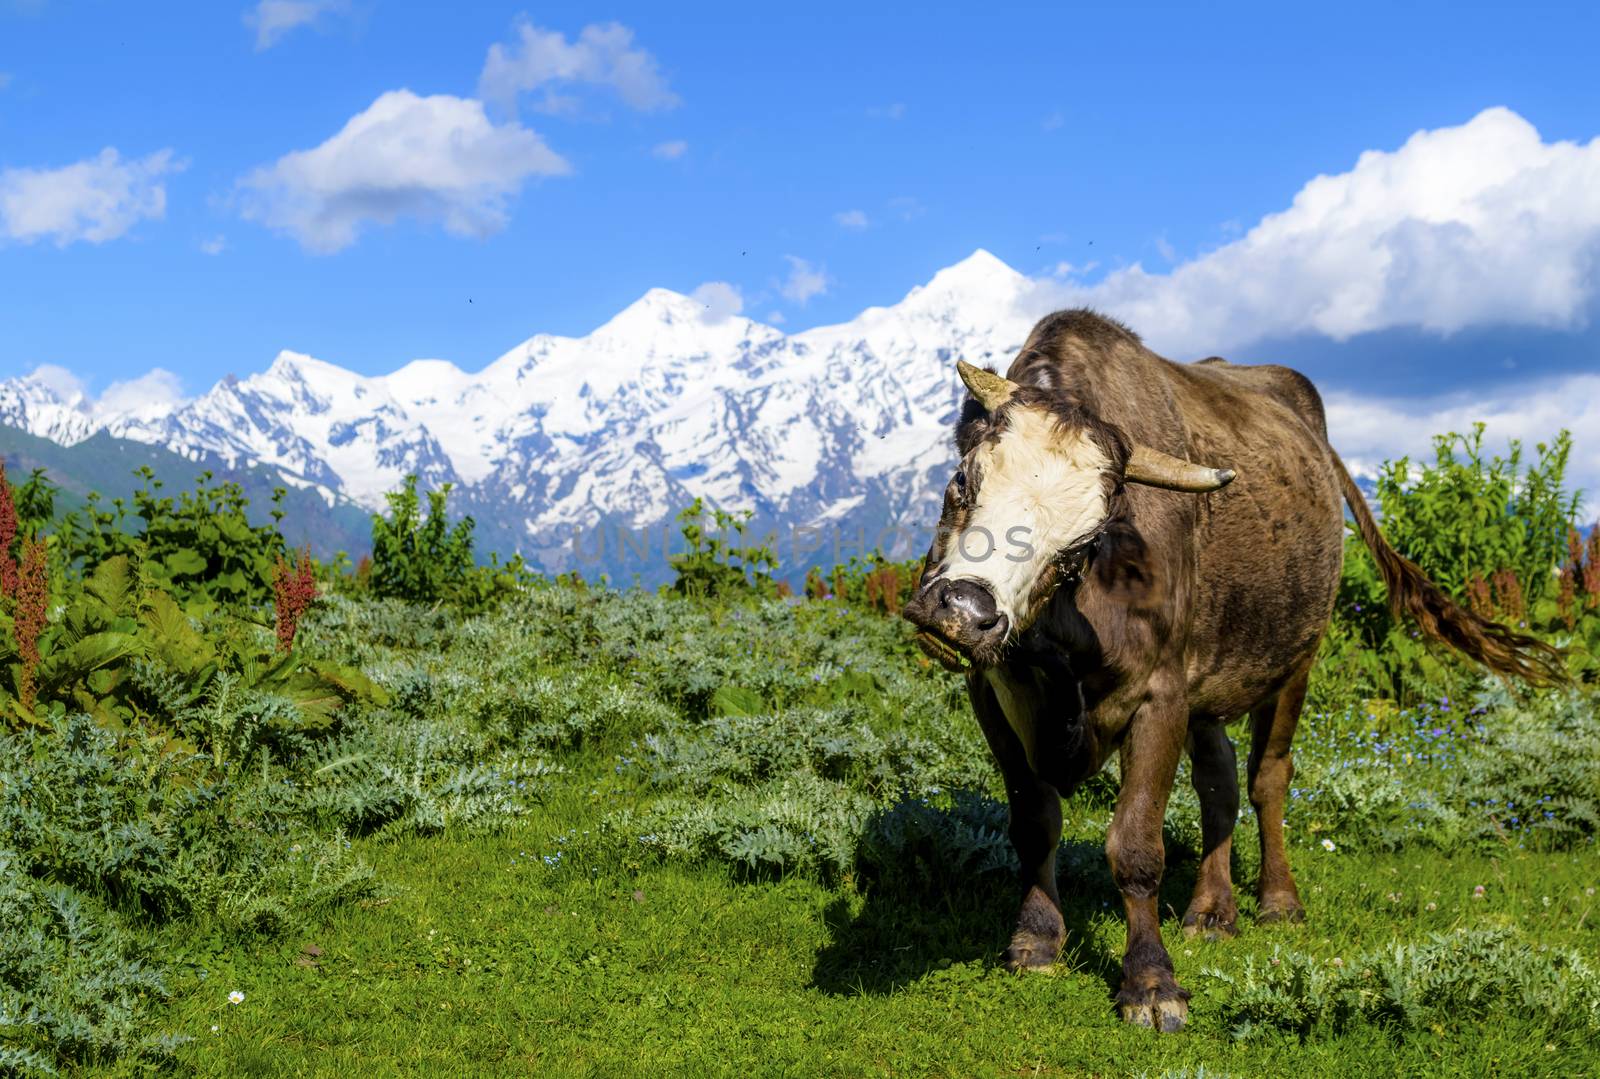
top-left (1105, 682), bottom-right (1189, 1031)
top-left (970, 675), bottom-right (1065, 970)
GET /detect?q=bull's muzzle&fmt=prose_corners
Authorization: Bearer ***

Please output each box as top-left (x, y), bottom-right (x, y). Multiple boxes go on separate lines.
top-left (903, 576), bottom-right (1009, 671)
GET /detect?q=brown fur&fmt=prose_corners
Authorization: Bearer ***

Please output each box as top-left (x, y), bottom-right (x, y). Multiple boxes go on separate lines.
top-left (902, 307), bottom-right (1568, 1032)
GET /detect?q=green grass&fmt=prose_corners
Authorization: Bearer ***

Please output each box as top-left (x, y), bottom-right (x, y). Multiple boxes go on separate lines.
top-left (117, 760), bottom-right (1600, 1078)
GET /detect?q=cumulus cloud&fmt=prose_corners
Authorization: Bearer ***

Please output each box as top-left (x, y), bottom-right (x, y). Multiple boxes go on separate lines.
top-left (652, 139), bottom-right (687, 160)
top-left (97, 368), bottom-right (186, 420)
top-left (237, 90), bottom-right (569, 253)
top-left (23, 364), bottom-right (186, 421)
top-left (479, 18), bottom-right (679, 115)
top-left (690, 280), bottom-right (743, 324)
top-left (244, 0), bottom-right (347, 50)
top-left (27, 364), bottom-right (88, 402)
top-left (1037, 107), bottom-right (1600, 354)
top-left (1327, 374), bottom-right (1600, 516)
top-left (0, 148), bottom-right (181, 246)
top-left (779, 255), bottom-right (829, 305)
top-left (834, 209), bottom-right (869, 230)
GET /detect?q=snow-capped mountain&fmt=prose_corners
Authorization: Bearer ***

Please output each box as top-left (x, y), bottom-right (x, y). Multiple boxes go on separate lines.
top-left (0, 250), bottom-right (1038, 578)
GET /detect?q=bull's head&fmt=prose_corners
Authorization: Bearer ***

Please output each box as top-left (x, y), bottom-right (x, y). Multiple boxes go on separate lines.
top-left (903, 361), bottom-right (1236, 671)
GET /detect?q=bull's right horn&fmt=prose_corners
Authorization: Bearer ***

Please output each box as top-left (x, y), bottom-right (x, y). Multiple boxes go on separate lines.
top-left (956, 361), bottom-right (1016, 412)
top-left (1125, 446), bottom-right (1236, 492)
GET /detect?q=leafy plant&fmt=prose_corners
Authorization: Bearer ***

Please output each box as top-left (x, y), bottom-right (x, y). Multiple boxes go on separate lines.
top-left (667, 498), bottom-right (779, 599)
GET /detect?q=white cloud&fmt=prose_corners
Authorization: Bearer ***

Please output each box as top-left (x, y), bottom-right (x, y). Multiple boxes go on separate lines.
top-left (690, 280), bottom-right (743, 324)
top-left (96, 369), bottom-right (186, 420)
top-left (868, 103), bottom-right (906, 120)
top-left (479, 18), bottom-right (679, 115)
top-left (237, 90), bottom-right (569, 253)
top-left (652, 139), bottom-right (687, 160)
top-left (23, 363), bottom-right (186, 421)
top-left (779, 255), bottom-right (829, 305)
top-left (244, 0), bottom-right (346, 50)
top-left (0, 148), bottom-right (180, 246)
top-left (1036, 108), bottom-right (1600, 354)
top-left (1326, 374), bottom-right (1600, 518)
top-left (200, 234), bottom-right (226, 255)
top-left (766, 310), bottom-right (786, 325)
top-left (834, 209), bottom-right (869, 230)
top-left (27, 364), bottom-right (87, 402)
top-left (888, 195), bottom-right (925, 221)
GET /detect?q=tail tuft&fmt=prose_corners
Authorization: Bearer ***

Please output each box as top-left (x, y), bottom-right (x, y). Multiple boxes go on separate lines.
top-left (1333, 456), bottom-right (1568, 687)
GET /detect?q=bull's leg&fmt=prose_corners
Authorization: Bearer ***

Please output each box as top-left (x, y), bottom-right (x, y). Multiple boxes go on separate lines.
top-left (1247, 666), bottom-right (1309, 924)
top-left (969, 678), bottom-right (1065, 970)
top-left (1181, 720), bottom-right (1240, 939)
top-left (1106, 688), bottom-right (1189, 1031)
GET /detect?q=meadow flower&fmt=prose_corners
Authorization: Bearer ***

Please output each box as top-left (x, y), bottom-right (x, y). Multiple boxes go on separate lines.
top-left (1425, 902), bottom-right (1437, 911)
top-left (1473, 885), bottom-right (1486, 899)
top-left (228, 990), bottom-right (245, 1005)
top-left (1321, 838), bottom-right (1336, 852)
top-left (1330, 957), bottom-right (1344, 968)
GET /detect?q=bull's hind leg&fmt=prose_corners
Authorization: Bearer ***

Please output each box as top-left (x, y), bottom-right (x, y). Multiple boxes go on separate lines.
top-left (1181, 721), bottom-right (1240, 939)
top-left (1247, 666), bottom-right (1310, 924)
top-left (969, 678), bottom-right (1065, 970)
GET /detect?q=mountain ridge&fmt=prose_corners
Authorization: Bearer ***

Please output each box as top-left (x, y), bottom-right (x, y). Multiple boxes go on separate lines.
top-left (0, 250), bottom-right (1037, 582)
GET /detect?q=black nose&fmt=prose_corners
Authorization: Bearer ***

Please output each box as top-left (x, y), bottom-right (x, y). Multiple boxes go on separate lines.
top-left (929, 578), bottom-right (1001, 632)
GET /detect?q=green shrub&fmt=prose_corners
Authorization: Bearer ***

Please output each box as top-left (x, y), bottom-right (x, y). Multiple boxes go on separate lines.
top-left (1206, 927), bottom-right (1600, 1041)
top-left (667, 498), bottom-right (780, 599)
top-left (59, 468), bottom-right (288, 609)
top-left (368, 474), bottom-right (529, 611)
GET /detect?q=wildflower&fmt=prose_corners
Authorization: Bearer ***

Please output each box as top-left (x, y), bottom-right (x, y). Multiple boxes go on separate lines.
top-left (211, 1025), bottom-right (220, 1034)
top-left (1321, 838), bottom-right (1336, 852)
top-left (228, 990), bottom-right (245, 1005)
top-left (1330, 957), bottom-right (1344, 968)
top-left (1425, 902), bottom-right (1437, 911)
top-left (1473, 885), bottom-right (1486, 899)
top-left (1543, 896), bottom-right (1552, 907)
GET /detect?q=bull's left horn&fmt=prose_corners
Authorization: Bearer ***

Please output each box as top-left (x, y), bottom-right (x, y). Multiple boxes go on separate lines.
top-left (956, 361), bottom-right (1016, 412)
top-left (1125, 446), bottom-right (1236, 492)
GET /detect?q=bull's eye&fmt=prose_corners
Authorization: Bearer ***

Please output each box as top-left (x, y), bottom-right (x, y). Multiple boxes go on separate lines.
top-left (953, 470), bottom-right (967, 491)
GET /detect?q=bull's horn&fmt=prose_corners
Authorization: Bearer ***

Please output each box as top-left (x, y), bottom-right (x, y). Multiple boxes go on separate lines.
top-left (1125, 446), bottom-right (1236, 492)
top-left (956, 361), bottom-right (1016, 411)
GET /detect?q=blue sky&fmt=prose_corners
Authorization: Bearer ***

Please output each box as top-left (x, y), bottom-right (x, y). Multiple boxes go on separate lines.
top-left (2, 0), bottom-right (1599, 486)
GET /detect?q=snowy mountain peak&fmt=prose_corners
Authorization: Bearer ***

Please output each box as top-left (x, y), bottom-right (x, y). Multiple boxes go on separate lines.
top-left (1, 252), bottom-right (1041, 577)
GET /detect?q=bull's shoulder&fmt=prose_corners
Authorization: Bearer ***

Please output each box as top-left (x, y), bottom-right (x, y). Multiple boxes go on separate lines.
top-left (1175, 358), bottom-right (1329, 438)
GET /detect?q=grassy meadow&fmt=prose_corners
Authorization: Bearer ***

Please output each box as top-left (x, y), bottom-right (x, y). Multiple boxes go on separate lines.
top-left (1, 432), bottom-right (1598, 1077)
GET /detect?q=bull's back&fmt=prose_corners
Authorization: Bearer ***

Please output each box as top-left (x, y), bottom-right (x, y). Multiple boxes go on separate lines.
top-left (1167, 359), bottom-right (1345, 715)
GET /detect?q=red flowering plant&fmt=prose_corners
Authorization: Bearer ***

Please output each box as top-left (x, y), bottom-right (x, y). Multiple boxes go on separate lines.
top-left (273, 545), bottom-right (320, 652)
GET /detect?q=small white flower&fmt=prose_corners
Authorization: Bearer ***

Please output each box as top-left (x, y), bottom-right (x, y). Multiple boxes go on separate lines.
top-left (211, 1025), bottom-right (219, 1034)
top-left (1543, 895), bottom-right (1552, 907)
top-left (228, 990), bottom-right (245, 1006)
top-left (1321, 838), bottom-right (1337, 852)
top-left (1330, 957), bottom-right (1344, 968)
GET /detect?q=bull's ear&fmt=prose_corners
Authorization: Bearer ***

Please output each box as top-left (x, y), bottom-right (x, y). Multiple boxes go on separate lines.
top-left (1125, 446), bottom-right (1236, 492)
top-left (956, 361), bottom-right (1016, 412)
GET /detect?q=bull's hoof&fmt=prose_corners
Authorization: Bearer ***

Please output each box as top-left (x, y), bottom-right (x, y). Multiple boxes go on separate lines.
top-left (1003, 929), bottom-right (1063, 972)
top-left (1181, 906), bottom-right (1239, 941)
top-left (1004, 885), bottom-right (1065, 971)
top-left (1116, 985), bottom-right (1191, 1032)
top-left (1257, 896), bottom-right (1307, 926)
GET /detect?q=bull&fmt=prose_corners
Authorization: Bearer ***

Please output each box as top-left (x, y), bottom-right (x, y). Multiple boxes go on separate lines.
top-left (901, 309), bottom-right (1565, 1031)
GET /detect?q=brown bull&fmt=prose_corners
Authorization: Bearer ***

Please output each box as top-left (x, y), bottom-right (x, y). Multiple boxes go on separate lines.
top-left (901, 309), bottom-right (1564, 1032)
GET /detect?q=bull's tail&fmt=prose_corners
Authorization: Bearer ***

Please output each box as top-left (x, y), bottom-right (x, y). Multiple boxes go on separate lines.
top-left (1333, 453), bottom-right (1568, 687)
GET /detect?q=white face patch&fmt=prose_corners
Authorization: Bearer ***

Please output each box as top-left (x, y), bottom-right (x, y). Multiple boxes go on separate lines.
top-left (943, 407), bottom-right (1111, 628)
